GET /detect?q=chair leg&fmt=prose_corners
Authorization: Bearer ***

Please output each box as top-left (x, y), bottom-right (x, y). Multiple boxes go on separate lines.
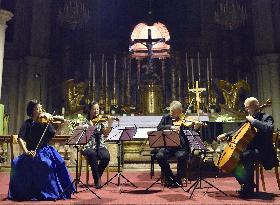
top-left (106, 165), bottom-right (110, 182)
top-left (260, 165), bottom-right (266, 191)
top-left (78, 152), bottom-right (83, 181)
top-left (151, 156), bottom-right (155, 179)
top-left (161, 170), bottom-right (165, 186)
top-left (86, 159), bottom-right (89, 186)
top-left (255, 163), bottom-right (260, 192)
top-left (275, 166), bottom-right (280, 190)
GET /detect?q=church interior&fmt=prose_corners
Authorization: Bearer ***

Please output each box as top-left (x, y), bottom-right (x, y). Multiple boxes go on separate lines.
top-left (0, 0), bottom-right (280, 204)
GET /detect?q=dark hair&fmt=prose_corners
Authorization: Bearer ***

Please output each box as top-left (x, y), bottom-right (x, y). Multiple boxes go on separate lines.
top-left (26, 99), bottom-right (40, 117)
top-left (84, 101), bottom-right (99, 120)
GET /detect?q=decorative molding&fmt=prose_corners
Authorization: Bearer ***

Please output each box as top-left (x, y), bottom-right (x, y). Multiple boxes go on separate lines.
top-left (0, 9), bottom-right (13, 26)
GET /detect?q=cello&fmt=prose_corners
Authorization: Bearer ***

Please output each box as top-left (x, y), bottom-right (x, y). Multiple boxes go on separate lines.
top-left (215, 99), bottom-right (272, 173)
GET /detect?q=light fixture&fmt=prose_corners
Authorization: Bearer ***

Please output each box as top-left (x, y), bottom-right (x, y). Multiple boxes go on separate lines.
top-left (58, 0), bottom-right (90, 29)
top-left (214, 0), bottom-right (247, 30)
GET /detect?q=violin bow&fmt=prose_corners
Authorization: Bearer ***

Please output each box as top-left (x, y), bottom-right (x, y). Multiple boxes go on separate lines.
top-left (35, 111), bottom-right (55, 152)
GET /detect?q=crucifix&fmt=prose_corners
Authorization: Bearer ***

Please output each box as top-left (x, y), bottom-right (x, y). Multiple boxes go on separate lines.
top-left (189, 81), bottom-right (206, 118)
top-left (133, 29), bottom-right (165, 71)
top-left (133, 28), bottom-right (165, 108)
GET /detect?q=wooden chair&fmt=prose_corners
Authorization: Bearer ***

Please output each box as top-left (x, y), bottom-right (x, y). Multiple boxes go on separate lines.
top-left (0, 135), bottom-right (16, 163)
top-left (150, 149), bottom-right (191, 187)
top-left (78, 151), bottom-right (110, 186)
top-left (255, 130), bottom-right (280, 192)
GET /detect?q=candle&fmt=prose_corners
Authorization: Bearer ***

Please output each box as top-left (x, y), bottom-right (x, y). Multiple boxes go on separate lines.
top-left (105, 61), bottom-right (108, 87)
top-left (114, 54), bottom-right (116, 88)
top-left (186, 52), bottom-right (189, 79)
top-left (210, 51), bottom-right (213, 81)
top-left (92, 61), bottom-right (95, 86)
top-left (61, 107), bottom-right (65, 116)
top-left (198, 51), bottom-right (200, 82)
top-left (89, 53), bottom-right (91, 81)
top-left (206, 57), bottom-right (209, 82)
top-left (101, 54), bottom-right (104, 88)
top-left (191, 58), bottom-right (194, 88)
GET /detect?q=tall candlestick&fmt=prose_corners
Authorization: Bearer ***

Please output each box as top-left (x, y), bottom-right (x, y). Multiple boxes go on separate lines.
top-left (92, 61), bottom-right (95, 86)
top-left (113, 55), bottom-right (116, 88)
top-left (206, 57), bottom-right (209, 82)
top-left (105, 61), bottom-right (108, 87)
top-left (198, 51), bottom-right (201, 82)
top-left (186, 52), bottom-right (189, 80)
top-left (191, 58), bottom-right (194, 88)
top-left (101, 54), bottom-right (104, 88)
top-left (210, 51), bottom-right (213, 82)
top-left (89, 53), bottom-right (92, 80)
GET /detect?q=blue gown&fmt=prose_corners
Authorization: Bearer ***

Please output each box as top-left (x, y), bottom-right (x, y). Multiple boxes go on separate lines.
top-left (8, 119), bottom-right (75, 201)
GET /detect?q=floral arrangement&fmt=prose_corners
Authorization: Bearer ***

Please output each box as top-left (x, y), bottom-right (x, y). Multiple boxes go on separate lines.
top-left (215, 114), bottom-right (235, 122)
top-left (56, 113), bottom-right (87, 135)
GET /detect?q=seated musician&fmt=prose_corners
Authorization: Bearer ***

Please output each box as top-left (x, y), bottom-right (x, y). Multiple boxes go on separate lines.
top-left (156, 100), bottom-right (201, 187)
top-left (8, 100), bottom-right (74, 201)
top-left (82, 101), bottom-right (112, 188)
top-left (217, 97), bottom-right (278, 197)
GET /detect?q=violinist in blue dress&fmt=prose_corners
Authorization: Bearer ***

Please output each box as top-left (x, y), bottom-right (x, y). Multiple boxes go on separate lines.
top-left (8, 100), bottom-right (74, 201)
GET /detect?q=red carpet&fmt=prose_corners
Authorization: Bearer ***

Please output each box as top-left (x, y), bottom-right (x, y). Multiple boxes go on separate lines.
top-left (1, 171), bottom-right (280, 204)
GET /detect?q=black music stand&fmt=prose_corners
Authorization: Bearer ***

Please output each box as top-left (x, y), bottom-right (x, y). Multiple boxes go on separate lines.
top-left (184, 129), bottom-right (227, 199)
top-left (145, 130), bottom-right (187, 192)
top-left (59, 126), bottom-right (101, 199)
top-left (102, 126), bottom-right (138, 193)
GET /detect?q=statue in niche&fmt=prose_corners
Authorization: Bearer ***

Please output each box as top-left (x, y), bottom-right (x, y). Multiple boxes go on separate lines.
top-left (64, 71), bottom-right (87, 114)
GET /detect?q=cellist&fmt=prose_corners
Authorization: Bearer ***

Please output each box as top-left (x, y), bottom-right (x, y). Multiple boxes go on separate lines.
top-left (217, 97), bottom-right (278, 197)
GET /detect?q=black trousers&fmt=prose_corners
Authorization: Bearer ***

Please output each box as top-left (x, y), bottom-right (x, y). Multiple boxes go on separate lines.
top-left (155, 148), bottom-right (188, 180)
top-left (233, 149), bottom-right (257, 189)
top-left (82, 147), bottom-right (110, 184)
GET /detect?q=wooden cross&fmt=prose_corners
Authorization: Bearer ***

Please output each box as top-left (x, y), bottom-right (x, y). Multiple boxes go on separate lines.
top-left (189, 81), bottom-right (206, 118)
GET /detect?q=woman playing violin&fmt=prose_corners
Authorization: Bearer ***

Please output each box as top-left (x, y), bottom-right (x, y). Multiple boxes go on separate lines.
top-left (156, 100), bottom-right (202, 188)
top-left (81, 101), bottom-right (113, 188)
top-left (217, 97), bottom-right (278, 198)
top-left (8, 100), bottom-right (74, 201)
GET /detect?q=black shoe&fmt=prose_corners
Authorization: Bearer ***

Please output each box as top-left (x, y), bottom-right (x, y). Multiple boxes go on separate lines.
top-left (237, 185), bottom-right (254, 198)
top-left (94, 179), bottom-right (101, 189)
top-left (165, 181), bottom-right (179, 188)
top-left (174, 176), bottom-right (182, 186)
top-left (164, 177), bottom-right (179, 188)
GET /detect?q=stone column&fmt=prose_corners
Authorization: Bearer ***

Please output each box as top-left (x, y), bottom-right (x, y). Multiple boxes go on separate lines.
top-left (267, 54), bottom-right (280, 129)
top-left (0, 10), bottom-right (13, 100)
top-left (254, 54), bottom-right (280, 129)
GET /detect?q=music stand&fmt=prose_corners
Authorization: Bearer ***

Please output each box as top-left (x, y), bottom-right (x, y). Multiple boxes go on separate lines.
top-left (102, 126), bottom-right (137, 193)
top-left (184, 129), bottom-right (227, 199)
top-left (145, 130), bottom-right (187, 192)
top-left (59, 126), bottom-right (101, 199)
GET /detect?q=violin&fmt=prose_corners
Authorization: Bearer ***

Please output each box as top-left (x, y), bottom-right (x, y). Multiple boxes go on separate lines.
top-left (91, 114), bottom-right (119, 125)
top-left (172, 114), bottom-right (194, 128)
top-left (172, 114), bottom-right (207, 128)
top-left (37, 112), bottom-right (65, 124)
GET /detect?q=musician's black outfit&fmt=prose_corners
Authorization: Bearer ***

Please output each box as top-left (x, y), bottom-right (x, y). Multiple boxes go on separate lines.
top-left (225, 112), bottom-right (278, 196)
top-left (8, 119), bottom-right (74, 200)
top-left (155, 114), bottom-right (190, 187)
top-left (81, 120), bottom-right (110, 188)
